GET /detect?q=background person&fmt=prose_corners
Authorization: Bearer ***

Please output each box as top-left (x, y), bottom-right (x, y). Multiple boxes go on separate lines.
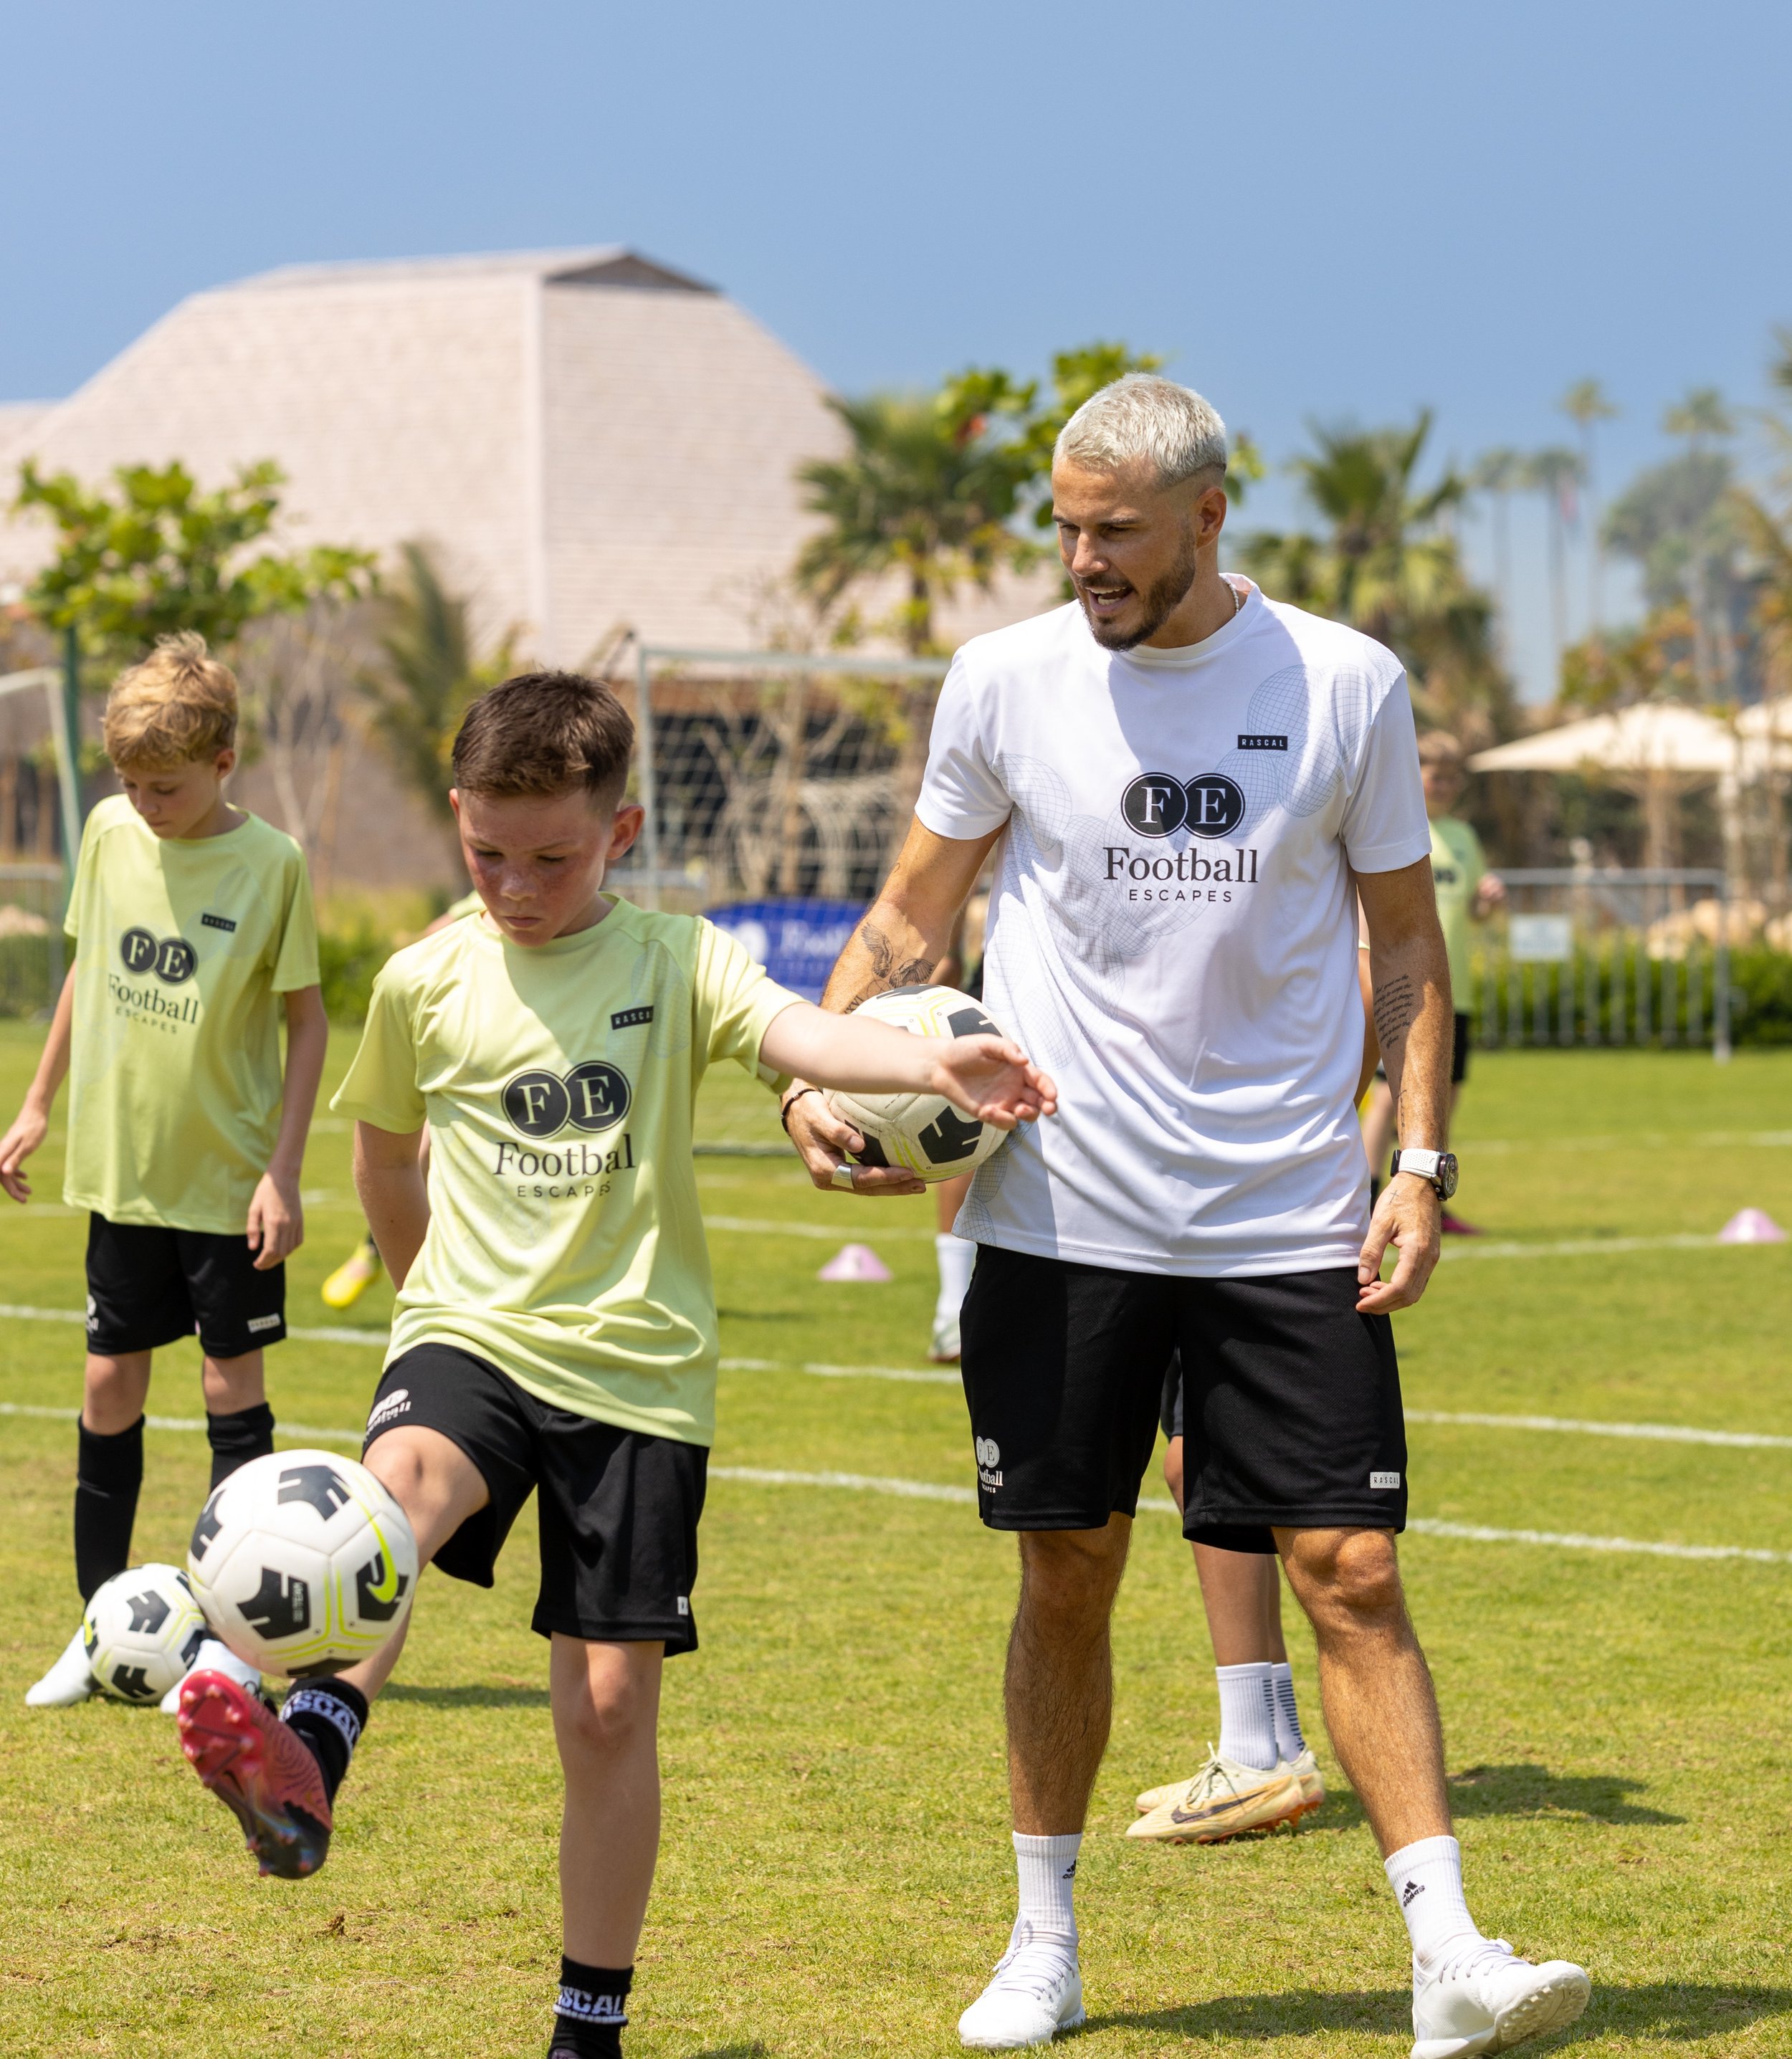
top-left (1130, 949), bottom-right (1379, 1845)
top-left (1360, 730), bottom-right (1502, 1233)
top-left (0, 634), bottom-right (328, 1711)
top-left (784, 373), bottom-right (1588, 2058)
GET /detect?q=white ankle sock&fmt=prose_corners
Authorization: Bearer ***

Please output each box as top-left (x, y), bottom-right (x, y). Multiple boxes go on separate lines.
top-left (935, 1233), bottom-right (976, 1320)
top-left (1012, 1831), bottom-right (1080, 1946)
top-left (1385, 1834), bottom-right (1483, 1969)
top-left (1269, 1661), bottom-right (1306, 1759)
top-left (1214, 1661), bottom-right (1278, 1771)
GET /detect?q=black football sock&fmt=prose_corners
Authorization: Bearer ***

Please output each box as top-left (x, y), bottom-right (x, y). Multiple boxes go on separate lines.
top-left (205, 1401), bottom-right (276, 1491)
top-left (550, 1959), bottom-right (632, 2059)
top-left (75, 1415), bottom-right (145, 1601)
top-left (280, 1679), bottom-right (369, 1805)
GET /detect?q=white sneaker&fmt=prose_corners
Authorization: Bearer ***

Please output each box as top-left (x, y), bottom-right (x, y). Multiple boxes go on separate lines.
top-left (25, 1625), bottom-right (97, 1707)
top-left (958, 1924), bottom-right (1084, 2049)
top-left (158, 1637), bottom-right (264, 1714)
top-left (1411, 1939), bottom-right (1591, 2058)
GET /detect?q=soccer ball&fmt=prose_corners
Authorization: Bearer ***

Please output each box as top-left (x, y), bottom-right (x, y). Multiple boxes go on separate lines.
top-left (82, 1563), bottom-right (208, 1704)
top-left (186, 1448), bottom-right (419, 1676)
top-left (827, 984), bottom-right (1014, 1183)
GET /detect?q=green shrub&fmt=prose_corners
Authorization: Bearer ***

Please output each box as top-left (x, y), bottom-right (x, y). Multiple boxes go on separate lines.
top-left (1730, 947), bottom-right (1792, 1046)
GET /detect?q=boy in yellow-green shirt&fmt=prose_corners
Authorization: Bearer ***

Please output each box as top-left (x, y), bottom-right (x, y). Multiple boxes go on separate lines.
top-left (173, 671), bottom-right (1054, 2059)
top-left (0, 634), bottom-right (328, 1707)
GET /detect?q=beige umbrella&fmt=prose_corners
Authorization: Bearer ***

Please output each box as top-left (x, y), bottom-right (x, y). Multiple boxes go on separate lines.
top-left (1469, 702), bottom-right (1737, 871)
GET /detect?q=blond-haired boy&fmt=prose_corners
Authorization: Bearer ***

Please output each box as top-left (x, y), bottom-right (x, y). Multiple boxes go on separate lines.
top-left (0, 632), bottom-right (329, 1708)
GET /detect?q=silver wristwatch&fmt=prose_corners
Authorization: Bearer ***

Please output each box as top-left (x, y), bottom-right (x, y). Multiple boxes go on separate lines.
top-left (1390, 1147), bottom-right (1458, 1200)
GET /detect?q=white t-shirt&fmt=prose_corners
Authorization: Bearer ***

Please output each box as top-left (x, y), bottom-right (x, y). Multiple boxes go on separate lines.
top-left (917, 579), bottom-right (1430, 1277)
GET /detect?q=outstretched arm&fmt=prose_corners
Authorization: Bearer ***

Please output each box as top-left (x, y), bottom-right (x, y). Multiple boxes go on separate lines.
top-left (784, 816), bottom-right (1004, 1194)
top-left (1355, 856), bottom-right (1452, 1313)
top-left (247, 984), bottom-right (330, 1270)
top-left (760, 1003), bottom-right (1053, 1132)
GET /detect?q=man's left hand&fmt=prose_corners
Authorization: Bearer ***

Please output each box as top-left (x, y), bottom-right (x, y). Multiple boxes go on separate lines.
top-left (1356, 1172), bottom-right (1441, 1312)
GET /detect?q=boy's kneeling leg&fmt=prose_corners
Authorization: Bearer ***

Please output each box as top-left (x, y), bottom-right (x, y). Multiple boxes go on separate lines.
top-left (549, 1637), bottom-right (663, 2055)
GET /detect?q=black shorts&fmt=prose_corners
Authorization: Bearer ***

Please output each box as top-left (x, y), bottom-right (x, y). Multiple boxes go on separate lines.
top-left (362, 1344), bottom-right (707, 1653)
top-left (1452, 1011), bottom-right (1472, 1086)
top-left (961, 1247), bottom-right (1406, 1543)
top-left (1158, 1352), bottom-right (1277, 1555)
top-left (85, 1213), bottom-right (286, 1359)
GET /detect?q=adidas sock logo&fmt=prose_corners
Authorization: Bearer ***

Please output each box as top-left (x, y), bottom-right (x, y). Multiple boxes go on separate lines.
top-left (1402, 1879), bottom-right (1425, 1907)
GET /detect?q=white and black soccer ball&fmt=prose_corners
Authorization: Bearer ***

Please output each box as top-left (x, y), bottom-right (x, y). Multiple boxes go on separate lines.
top-left (82, 1563), bottom-right (209, 1704)
top-left (827, 984), bottom-right (1014, 1183)
top-left (186, 1448), bottom-right (419, 1676)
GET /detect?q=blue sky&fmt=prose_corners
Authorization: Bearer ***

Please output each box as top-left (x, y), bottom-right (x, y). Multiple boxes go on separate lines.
top-left (4, 0), bottom-right (1789, 699)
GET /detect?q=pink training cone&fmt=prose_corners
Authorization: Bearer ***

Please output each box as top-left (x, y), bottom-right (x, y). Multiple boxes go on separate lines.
top-left (1717, 1208), bottom-right (1788, 1244)
top-left (818, 1242), bottom-right (894, 1282)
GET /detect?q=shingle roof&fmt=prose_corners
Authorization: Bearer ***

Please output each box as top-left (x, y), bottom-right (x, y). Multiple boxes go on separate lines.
top-left (0, 244), bottom-right (1052, 662)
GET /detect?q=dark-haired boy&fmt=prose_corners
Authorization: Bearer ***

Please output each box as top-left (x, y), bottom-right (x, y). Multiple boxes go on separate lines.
top-left (176, 670), bottom-right (1054, 2059)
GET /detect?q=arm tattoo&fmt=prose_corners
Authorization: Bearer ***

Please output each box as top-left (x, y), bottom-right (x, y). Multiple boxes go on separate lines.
top-left (1373, 973), bottom-right (1418, 1053)
top-left (839, 918), bottom-right (937, 1013)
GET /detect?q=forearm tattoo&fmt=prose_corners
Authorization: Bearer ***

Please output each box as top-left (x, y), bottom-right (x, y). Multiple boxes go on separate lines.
top-left (839, 918), bottom-right (937, 1013)
top-left (1373, 973), bottom-right (1418, 1054)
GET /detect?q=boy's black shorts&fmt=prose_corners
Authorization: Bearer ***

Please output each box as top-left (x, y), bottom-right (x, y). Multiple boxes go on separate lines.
top-left (961, 1246), bottom-right (1406, 1545)
top-left (85, 1213), bottom-right (286, 1359)
top-left (362, 1344), bottom-right (707, 1654)
top-left (1452, 1011), bottom-right (1472, 1086)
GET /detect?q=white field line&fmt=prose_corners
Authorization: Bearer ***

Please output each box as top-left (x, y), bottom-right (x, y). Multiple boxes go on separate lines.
top-left (702, 1220), bottom-right (1774, 1263)
top-left (716, 1469), bottom-right (1792, 1565)
top-left (1405, 1408), bottom-right (1792, 1450)
top-left (1, 1402), bottom-right (1785, 1565)
top-left (1467, 1130), bottom-right (1792, 1155)
top-left (6, 1304), bottom-right (1792, 1441)
top-left (704, 1214), bottom-right (935, 1243)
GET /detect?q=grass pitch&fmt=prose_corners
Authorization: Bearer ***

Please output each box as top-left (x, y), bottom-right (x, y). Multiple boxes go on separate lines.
top-left (2, 1026), bottom-right (1790, 2056)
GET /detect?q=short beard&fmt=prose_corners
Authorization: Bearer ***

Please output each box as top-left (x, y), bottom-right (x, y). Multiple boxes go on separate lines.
top-left (1081, 522), bottom-right (1201, 650)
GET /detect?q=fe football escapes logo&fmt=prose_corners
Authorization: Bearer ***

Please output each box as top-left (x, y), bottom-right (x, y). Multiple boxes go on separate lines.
top-left (493, 1061), bottom-right (636, 1199)
top-left (120, 927), bottom-right (197, 983)
top-left (502, 1062), bottom-right (632, 1137)
top-left (1121, 773), bottom-right (1246, 840)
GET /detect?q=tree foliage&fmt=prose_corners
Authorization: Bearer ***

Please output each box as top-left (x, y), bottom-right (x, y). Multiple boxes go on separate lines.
top-left (795, 344), bottom-right (1264, 656)
top-left (355, 540), bottom-right (517, 826)
top-left (12, 458), bottom-right (373, 669)
top-left (794, 392), bottom-right (1041, 655)
top-left (1237, 414), bottom-right (1512, 745)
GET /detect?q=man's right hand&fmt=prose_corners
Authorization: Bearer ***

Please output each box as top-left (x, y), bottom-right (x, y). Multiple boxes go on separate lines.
top-left (783, 1086), bottom-right (928, 1197)
top-left (0, 1104), bottom-right (49, 1203)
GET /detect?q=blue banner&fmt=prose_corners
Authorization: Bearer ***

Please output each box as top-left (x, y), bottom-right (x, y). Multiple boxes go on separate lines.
top-left (705, 898), bottom-right (867, 1003)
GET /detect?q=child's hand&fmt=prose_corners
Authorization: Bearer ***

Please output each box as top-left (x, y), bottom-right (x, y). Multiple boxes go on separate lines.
top-left (0, 1106), bottom-right (49, 1203)
top-left (927, 1036), bottom-right (1057, 1131)
top-left (247, 1167), bottom-right (305, 1270)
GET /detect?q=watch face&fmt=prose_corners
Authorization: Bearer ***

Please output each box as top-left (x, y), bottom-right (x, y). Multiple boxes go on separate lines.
top-left (1439, 1152), bottom-right (1459, 1200)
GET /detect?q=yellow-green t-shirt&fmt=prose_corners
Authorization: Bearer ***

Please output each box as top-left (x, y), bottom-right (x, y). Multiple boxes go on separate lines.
top-left (330, 899), bottom-right (800, 1446)
top-left (1429, 813), bottom-right (1487, 1006)
top-left (442, 889), bottom-right (483, 922)
top-left (63, 795), bottom-right (320, 1233)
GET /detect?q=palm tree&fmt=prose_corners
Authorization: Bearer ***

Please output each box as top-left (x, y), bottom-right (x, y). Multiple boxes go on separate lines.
top-left (1239, 414), bottom-right (1512, 745)
top-left (794, 393), bottom-right (1039, 656)
top-left (356, 540), bottom-right (518, 834)
top-left (1523, 447), bottom-right (1584, 688)
top-left (1559, 379), bottom-right (1619, 631)
top-left (1662, 388), bottom-right (1736, 697)
top-left (1471, 448), bottom-right (1525, 658)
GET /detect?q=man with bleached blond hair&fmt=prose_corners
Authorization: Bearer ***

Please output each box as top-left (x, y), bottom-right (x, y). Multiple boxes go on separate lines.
top-left (783, 374), bottom-right (1590, 2058)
